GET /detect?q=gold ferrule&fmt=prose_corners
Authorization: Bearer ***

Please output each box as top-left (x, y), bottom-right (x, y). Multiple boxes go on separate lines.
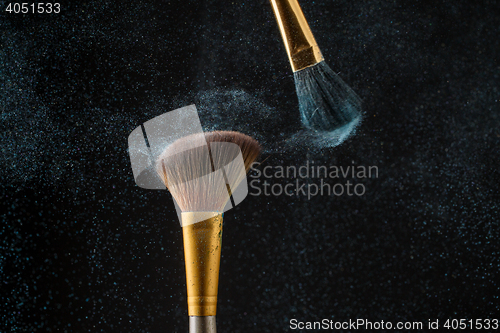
top-left (270, 0), bottom-right (324, 72)
top-left (182, 212), bottom-right (223, 317)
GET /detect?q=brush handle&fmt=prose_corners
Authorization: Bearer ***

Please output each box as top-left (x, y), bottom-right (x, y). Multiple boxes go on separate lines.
top-left (182, 213), bottom-right (223, 316)
top-left (189, 316), bottom-right (217, 333)
top-left (269, 0), bottom-right (324, 72)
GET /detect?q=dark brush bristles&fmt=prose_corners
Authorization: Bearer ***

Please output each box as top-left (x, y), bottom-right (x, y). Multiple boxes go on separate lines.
top-left (203, 131), bottom-right (260, 172)
top-left (294, 60), bottom-right (362, 132)
top-left (156, 131), bottom-right (261, 212)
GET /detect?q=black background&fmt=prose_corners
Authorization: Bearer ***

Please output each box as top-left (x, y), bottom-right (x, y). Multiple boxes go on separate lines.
top-left (1, 0), bottom-right (499, 332)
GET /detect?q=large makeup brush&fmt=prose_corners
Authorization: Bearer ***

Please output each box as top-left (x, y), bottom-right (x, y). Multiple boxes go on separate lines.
top-left (156, 131), bottom-right (260, 333)
top-left (270, 0), bottom-right (362, 132)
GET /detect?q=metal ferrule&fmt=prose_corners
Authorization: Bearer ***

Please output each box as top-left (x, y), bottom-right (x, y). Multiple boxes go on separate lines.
top-left (189, 316), bottom-right (217, 333)
top-left (182, 212), bottom-right (223, 317)
top-left (270, 0), bottom-right (324, 72)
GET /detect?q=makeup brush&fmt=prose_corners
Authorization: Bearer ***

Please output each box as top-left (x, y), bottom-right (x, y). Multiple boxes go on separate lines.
top-left (156, 131), bottom-right (261, 333)
top-left (270, 0), bottom-right (362, 132)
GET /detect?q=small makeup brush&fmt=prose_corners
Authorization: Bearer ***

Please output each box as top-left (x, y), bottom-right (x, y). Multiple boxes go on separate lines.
top-left (156, 131), bottom-right (261, 333)
top-left (270, 0), bottom-right (362, 132)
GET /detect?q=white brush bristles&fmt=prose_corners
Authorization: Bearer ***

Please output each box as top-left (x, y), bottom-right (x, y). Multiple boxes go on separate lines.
top-left (156, 131), bottom-right (261, 212)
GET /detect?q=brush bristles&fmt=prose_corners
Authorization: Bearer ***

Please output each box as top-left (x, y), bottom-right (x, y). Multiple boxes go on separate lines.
top-left (294, 60), bottom-right (362, 132)
top-left (156, 131), bottom-right (261, 212)
top-left (203, 131), bottom-right (260, 172)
